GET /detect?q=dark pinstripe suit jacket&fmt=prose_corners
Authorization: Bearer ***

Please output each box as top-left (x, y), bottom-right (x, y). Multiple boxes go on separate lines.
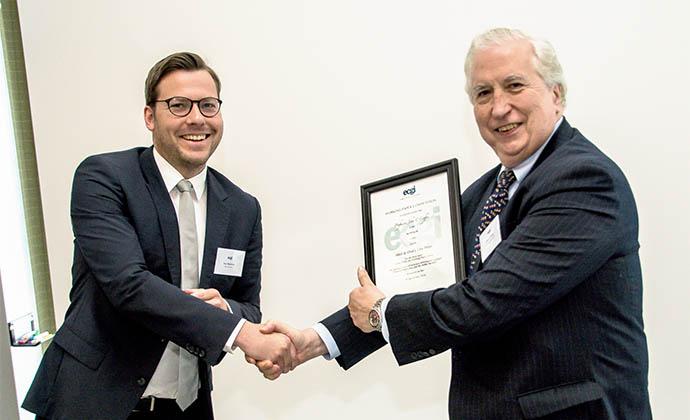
top-left (322, 119), bottom-right (651, 419)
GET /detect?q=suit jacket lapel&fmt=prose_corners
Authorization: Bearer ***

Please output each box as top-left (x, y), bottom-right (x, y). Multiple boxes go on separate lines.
top-left (200, 170), bottom-right (233, 287)
top-left (139, 147), bottom-right (182, 287)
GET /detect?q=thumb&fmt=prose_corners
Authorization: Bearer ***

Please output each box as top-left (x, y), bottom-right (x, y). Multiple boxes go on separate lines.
top-left (357, 266), bottom-right (374, 287)
top-left (268, 320), bottom-right (292, 336)
top-left (259, 321), bottom-right (277, 334)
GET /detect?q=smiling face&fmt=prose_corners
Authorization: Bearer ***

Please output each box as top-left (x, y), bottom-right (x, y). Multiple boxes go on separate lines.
top-left (469, 39), bottom-right (563, 168)
top-left (144, 69), bottom-right (223, 178)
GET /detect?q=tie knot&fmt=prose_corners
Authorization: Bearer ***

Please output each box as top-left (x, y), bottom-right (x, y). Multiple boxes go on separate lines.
top-left (176, 179), bottom-right (194, 193)
top-left (498, 170), bottom-right (516, 189)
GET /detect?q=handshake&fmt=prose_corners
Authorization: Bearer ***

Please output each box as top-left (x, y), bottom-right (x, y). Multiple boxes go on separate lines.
top-left (233, 267), bottom-right (385, 380)
top-left (236, 320), bottom-right (324, 380)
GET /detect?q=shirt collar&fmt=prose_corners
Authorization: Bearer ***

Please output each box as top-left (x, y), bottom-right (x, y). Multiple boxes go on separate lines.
top-left (153, 147), bottom-right (207, 198)
top-left (500, 116), bottom-right (563, 183)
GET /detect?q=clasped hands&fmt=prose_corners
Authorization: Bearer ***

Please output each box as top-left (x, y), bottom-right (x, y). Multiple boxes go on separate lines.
top-left (244, 267), bottom-right (385, 380)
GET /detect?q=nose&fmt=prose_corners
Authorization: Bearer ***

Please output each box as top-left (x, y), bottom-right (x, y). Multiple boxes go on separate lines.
top-left (490, 90), bottom-right (512, 119)
top-left (185, 103), bottom-right (205, 124)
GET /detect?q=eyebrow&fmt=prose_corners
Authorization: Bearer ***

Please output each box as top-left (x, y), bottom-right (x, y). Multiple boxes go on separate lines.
top-left (504, 74), bottom-right (527, 84)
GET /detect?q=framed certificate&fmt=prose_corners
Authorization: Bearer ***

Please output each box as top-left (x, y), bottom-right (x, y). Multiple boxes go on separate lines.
top-left (361, 159), bottom-right (464, 296)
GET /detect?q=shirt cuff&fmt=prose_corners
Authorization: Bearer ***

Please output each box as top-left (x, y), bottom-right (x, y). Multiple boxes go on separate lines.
top-left (312, 323), bottom-right (341, 360)
top-left (223, 318), bottom-right (246, 353)
top-left (380, 297), bottom-right (391, 343)
top-left (224, 299), bottom-right (233, 313)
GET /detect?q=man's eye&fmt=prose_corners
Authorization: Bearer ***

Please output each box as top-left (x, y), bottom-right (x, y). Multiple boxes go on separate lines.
top-left (474, 90), bottom-right (490, 102)
top-left (508, 83), bottom-right (524, 90)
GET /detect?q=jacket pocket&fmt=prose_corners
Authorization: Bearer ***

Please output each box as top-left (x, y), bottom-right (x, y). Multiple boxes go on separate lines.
top-left (53, 326), bottom-right (107, 370)
top-left (517, 380), bottom-right (604, 419)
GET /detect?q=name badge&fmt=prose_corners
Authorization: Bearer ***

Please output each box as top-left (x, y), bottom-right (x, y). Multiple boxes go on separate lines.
top-left (214, 248), bottom-right (246, 277)
top-left (479, 216), bottom-right (502, 263)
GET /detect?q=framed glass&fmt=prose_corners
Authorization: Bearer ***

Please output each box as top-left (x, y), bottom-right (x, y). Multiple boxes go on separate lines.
top-left (361, 159), bottom-right (465, 296)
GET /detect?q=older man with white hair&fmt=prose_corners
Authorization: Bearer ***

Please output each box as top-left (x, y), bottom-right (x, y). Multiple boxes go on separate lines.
top-left (252, 28), bottom-right (652, 420)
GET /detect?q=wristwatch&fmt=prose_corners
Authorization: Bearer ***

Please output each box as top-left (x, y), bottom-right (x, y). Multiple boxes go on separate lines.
top-left (368, 298), bottom-right (385, 332)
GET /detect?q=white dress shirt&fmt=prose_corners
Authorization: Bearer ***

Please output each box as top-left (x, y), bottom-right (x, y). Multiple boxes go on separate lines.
top-left (143, 149), bottom-right (244, 398)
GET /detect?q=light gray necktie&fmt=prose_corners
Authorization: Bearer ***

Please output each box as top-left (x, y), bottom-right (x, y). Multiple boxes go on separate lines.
top-left (175, 179), bottom-right (200, 410)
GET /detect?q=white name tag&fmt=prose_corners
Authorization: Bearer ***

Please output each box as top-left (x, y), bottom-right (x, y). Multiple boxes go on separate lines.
top-left (479, 216), bottom-right (502, 263)
top-left (213, 248), bottom-right (246, 277)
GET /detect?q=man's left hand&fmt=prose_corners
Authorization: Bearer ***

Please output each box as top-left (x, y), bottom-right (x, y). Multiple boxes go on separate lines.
top-left (348, 267), bottom-right (385, 333)
top-left (184, 288), bottom-right (229, 311)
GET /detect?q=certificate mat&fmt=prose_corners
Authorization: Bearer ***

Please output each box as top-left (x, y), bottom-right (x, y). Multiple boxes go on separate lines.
top-left (361, 159), bottom-right (464, 296)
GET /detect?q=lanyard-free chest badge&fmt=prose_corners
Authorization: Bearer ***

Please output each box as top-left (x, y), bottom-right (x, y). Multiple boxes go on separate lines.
top-left (479, 215), bottom-right (502, 263)
top-left (214, 247), bottom-right (246, 277)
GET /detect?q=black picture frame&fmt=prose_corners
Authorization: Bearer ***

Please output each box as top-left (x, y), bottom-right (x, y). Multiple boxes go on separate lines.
top-left (361, 159), bottom-right (465, 287)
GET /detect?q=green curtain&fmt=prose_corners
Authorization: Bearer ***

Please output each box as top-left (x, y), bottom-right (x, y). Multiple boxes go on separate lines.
top-left (0, 0), bottom-right (56, 339)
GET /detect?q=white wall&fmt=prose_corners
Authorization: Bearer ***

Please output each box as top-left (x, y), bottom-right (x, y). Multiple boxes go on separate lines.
top-left (16, 0), bottom-right (689, 418)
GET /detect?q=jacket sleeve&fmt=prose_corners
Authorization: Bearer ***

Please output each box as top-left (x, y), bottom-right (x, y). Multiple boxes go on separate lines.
top-left (320, 307), bottom-right (387, 369)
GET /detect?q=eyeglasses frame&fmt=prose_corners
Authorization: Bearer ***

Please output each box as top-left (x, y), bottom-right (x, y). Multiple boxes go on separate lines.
top-left (151, 96), bottom-right (223, 118)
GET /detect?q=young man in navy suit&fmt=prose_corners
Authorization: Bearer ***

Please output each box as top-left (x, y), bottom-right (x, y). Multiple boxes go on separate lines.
top-left (24, 52), bottom-right (296, 420)
top-left (251, 29), bottom-right (652, 419)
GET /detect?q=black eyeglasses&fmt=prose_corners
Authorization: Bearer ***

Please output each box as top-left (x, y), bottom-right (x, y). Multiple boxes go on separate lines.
top-left (152, 96), bottom-right (222, 117)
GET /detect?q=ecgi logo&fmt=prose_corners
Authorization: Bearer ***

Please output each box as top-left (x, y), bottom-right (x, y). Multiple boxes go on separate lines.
top-left (223, 255), bottom-right (234, 268)
top-left (403, 186), bottom-right (416, 196)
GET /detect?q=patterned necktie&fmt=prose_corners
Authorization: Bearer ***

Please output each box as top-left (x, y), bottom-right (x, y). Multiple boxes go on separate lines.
top-left (468, 170), bottom-right (517, 275)
top-left (175, 180), bottom-right (200, 410)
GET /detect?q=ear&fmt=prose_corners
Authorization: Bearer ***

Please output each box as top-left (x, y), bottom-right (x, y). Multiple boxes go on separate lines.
top-left (551, 84), bottom-right (564, 113)
top-left (144, 105), bottom-right (155, 131)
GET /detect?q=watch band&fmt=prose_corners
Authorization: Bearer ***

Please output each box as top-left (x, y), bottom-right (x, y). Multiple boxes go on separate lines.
top-left (368, 297), bottom-right (385, 332)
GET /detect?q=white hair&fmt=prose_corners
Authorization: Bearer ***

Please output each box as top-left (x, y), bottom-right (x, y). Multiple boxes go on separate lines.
top-left (464, 28), bottom-right (567, 106)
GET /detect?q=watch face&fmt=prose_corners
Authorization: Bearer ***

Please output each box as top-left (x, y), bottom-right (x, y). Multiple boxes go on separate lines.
top-left (368, 309), bottom-right (381, 328)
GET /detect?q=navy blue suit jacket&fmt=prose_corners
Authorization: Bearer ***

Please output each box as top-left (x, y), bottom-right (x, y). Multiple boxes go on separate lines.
top-left (23, 147), bottom-right (263, 420)
top-left (322, 119), bottom-right (651, 419)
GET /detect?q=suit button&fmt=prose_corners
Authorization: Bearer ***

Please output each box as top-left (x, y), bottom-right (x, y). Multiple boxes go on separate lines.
top-left (420, 351), bottom-right (429, 357)
top-left (160, 338), bottom-right (166, 343)
top-left (429, 349), bottom-right (436, 355)
top-left (199, 349), bottom-right (206, 358)
top-left (186, 344), bottom-right (194, 352)
top-left (411, 352), bottom-right (418, 360)
top-left (137, 377), bottom-right (147, 386)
